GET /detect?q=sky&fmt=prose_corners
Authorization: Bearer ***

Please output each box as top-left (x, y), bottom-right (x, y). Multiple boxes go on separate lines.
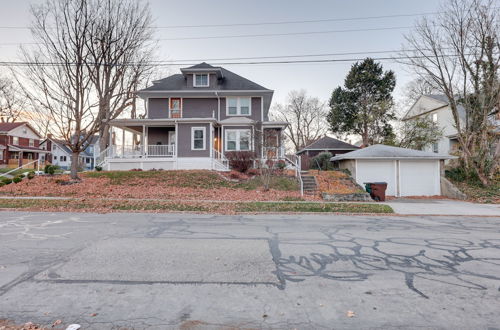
top-left (0, 0), bottom-right (444, 112)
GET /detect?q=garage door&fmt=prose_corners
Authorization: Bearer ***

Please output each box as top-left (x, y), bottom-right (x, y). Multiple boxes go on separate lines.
top-left (399, 160), bottom-right (440, 196)
top-left (356, 160), bottom-right (397, 196)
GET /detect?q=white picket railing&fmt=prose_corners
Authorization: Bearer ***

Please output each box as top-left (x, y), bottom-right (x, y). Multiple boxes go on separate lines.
top-left (147, 145), bottom-right (175, 157)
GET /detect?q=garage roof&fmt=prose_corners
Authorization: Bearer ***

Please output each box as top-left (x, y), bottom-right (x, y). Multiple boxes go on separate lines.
top-left (330, 144), bottom-right (457, 161)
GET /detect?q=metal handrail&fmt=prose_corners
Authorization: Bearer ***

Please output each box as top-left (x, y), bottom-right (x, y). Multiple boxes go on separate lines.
top-left (0, 159), bottom-right (40, 178)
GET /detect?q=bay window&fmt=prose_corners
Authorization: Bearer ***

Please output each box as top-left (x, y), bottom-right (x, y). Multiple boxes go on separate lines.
top-left (225, 129), bottom-right (251, 151)
top-left (226, 97), bottom-right (251, 116)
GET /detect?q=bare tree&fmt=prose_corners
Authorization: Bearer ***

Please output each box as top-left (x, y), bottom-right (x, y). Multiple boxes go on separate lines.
top-left (0, 76), bottom-right (24, 123)
top-left (401, 0), bottom-right (499, 184)
top-left (400, 76), bottom-right (440, 111)
top-left (18, 0), bottom-right (99, 180)
top-left (86, 0), bottom-right (155, 151)
top-left (272, 90), bottom-right (328, 152)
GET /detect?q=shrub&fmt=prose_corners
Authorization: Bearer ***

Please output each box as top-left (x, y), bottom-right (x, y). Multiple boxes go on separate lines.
top-left (44, 164), bottom-right (52, 174)
top-left (0, 182), bottom-right (4, 187)
top-left (311, 152), bottom-right (334, 171)
top-left (225, 151), bottom-right (256, 173)
top-left (47, 165), bottom-right (55, 175)
top-left (27, 171), bottom-right (35, 180)
top-left (94, 166), bottom-right (103, 172)
top-left (13, 176), bottom-right (23, 184)
top-left (276, 160), bottom-right (287, 170)
top-left (1, 178), bottom-right (12, 185)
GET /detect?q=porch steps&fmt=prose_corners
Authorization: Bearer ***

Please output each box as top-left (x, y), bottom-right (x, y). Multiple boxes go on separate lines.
top-left (301, 171), bottom-right (318, 195)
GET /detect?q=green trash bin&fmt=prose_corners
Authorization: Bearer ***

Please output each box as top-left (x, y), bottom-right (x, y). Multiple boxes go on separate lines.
top-left (364, 182), bottom-right (373, 194)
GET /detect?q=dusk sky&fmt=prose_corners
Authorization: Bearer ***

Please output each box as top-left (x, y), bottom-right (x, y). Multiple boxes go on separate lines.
top-left (0, 0), bottom-right (444, 112)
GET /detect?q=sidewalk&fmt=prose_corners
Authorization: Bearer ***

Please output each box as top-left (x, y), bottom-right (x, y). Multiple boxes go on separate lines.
top-left (383, 199), bottom-right (500, 216)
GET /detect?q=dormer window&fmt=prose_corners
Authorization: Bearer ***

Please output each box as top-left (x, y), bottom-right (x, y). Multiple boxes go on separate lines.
top-left (194, 74), bottom-right (209, 87)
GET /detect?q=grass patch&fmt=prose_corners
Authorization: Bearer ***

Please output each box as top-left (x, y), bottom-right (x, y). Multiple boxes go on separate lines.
top-left (237, 176), bottom-right (299, 191)
top-left (111, 202), bottom-right (208, 212)
top-left (235, 202), bottom-right (393, 213)
top-left (0, 169), bottom-right (32, 176)
top-left (85, 170), bottom-right (233, 189)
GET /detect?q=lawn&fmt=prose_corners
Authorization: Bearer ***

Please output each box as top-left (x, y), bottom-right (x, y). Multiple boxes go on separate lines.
top-left (0, 198), bottom-right (394, 214)
top-left (0, 170), bottom-right (311, 202)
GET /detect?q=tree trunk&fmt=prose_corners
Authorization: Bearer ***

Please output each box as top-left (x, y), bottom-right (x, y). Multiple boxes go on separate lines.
top-left (70, 152), bottom-right (80, 181)
top-left (99, 124), bottom-right (110, 153)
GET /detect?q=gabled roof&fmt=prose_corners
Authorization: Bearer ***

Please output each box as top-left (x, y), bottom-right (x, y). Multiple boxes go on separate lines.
top-left (297, 136), bottom-right (358, 154)
top-left (0, 122), bottom-right (26, 132)
top-left (403, 94), bottom-right (467, 121)
top-left (0, 122), bottom-right (42, 138)
top-left (331, 144), bottom-right (456, 161)
top-left (141, 64), bottom-right (271, 92)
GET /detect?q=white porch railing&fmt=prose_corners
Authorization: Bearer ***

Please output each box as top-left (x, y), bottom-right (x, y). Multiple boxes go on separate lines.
top-left (147, 145), bottom-right (175, 157)
top-left (99, 144), bottom-right (176, 161)
top-left (213, 149), bottom-right (229, 170)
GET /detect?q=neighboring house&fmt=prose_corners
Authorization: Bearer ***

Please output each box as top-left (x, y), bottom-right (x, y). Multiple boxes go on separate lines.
top-left (40, 135), bottom-right (100, 170)
top-left (296, 136), bottom-right (359, 170)
top-left (100, 63), bottom-right (287, 171)
top-left (331, 144), bottom-right (455, 197)
top-left (0, 122), bottom-right (48, 169)
top-left (403, 94), bottom-right (466, 155)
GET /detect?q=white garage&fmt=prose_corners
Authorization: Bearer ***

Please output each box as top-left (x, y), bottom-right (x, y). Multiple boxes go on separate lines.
top-left (331, 145), bottom-right (455, 197)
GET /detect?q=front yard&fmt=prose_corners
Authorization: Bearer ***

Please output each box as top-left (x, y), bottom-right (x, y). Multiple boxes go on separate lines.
top-left (0, 170), bottom-right (394, 214)
top-left (0, 170), bottom-right (309, 202)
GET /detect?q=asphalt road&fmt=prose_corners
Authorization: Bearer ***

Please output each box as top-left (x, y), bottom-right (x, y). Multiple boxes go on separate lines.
top-left (0, 211), bottom-right (499, 329)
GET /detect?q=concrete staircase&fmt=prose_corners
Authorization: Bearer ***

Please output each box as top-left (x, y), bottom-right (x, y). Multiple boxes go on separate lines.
top-left (301, 171), bottom-right (318, 195)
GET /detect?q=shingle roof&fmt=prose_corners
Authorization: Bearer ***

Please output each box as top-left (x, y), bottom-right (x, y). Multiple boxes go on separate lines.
top-left (141, 65), bottom-right (271, 92)
top-left (331, 144), bottom-right (456, 161)
top-left (297, 136), bottom-right (358, 154)
top-left (0, 122), bottom-right (26, 132)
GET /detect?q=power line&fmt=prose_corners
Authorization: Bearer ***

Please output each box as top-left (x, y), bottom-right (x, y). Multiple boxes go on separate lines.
top-left (0, 54), bottom-right (471, 67)
top-left (0, 12), bottom-right (440, 30)
top-left (158, 26), bottom-right (413, 41)
top-left (0, 25), bottom-right (415, 45)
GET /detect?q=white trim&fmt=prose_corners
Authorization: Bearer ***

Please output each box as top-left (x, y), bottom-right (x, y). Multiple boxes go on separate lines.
top-left (191, 126), bottom-right (206, 151)
top-left (224, 128), bottom-right (252, 152)
top-left (226, 96), bottom-right (252, 116)
top-left (193, 73), bottom-right (210, 87)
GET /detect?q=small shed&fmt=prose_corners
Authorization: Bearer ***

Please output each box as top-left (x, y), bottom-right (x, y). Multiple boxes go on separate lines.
top-left (330, 144), bottom-right (456, 197)
top-left (296, 136), bottom-right (359, 170)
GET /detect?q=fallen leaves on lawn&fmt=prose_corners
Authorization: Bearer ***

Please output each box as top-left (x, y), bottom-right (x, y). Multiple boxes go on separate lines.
top-left (313, 171), bottom-right (361, 195)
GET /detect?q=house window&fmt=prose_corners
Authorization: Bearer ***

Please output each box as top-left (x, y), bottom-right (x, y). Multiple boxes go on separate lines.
top-left (0, 151), bottom-right (3, 161)
top-left (432, 113), bottom-right (438, 122)
top-left (60, 155), bottom-right (67, 162)
top-left (12, 136), bottom-right (19, 145)
top-left (191, 127), bottom-right (206, 150)
top-left (170, 98), bottom-right (181, 118)
top-left (226, 97), bottom-right (251, 116)
top-left (225, 129), bottom-right (251, 151)
top-left (86, 158), bottom-right (90, 164)
top-left (432, 142), bottom-right (439, 153)
top-left (193, 74), bottom-right (209, 87)
top-left (29, 139), bottom-right (34, 147)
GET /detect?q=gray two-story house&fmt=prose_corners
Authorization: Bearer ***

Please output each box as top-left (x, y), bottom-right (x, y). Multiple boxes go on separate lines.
top-left (100, 63), bottom-right (287, 171)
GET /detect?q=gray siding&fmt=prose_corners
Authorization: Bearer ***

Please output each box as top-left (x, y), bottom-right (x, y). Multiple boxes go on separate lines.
top-left (147, 127), bottom-right (174, 145)
top-left (219, 97), bottom-right (262, 121)
top-left (148, 98), bottom-right (169, 119)
top-left (183, 98), bottom-right (217, 118)
top-left (177, 123), bottom-right (211, 157)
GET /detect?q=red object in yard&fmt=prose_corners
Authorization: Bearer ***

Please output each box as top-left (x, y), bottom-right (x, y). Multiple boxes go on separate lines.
top-left (370, 182), bottom-right (388, 202)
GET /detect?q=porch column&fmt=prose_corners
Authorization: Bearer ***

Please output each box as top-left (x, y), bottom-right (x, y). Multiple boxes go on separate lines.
top-left (121, 128), bottom-right (125, 157)
top-left (142, 125), bottom-right (145, 157)
top-left (18, 151), bottom-right (23, 168)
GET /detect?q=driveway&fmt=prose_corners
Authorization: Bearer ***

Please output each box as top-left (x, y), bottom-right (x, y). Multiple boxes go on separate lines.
top-left (0, 211), bottom-right (499, 329)
top-left (384, 199), bottom-right (500, 216)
